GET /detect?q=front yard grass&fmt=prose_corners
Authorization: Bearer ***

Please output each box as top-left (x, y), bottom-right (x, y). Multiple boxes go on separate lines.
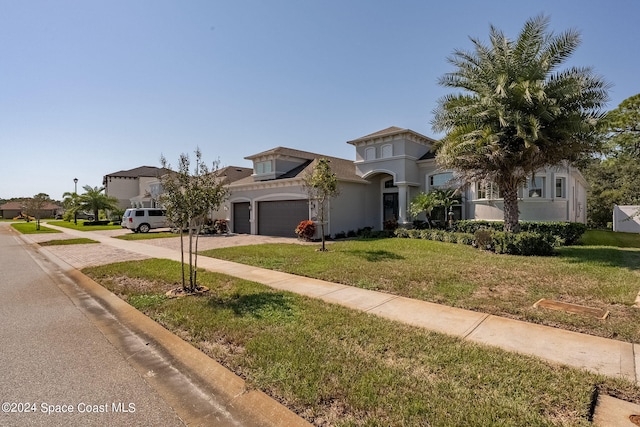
top-left (115, 231), bottom-right (177, 240)
top-left (83, 259), bottom-right (639, 426)
top-left (39, 238), bottom-right (99, 246)
top-left (11, 222), bottom-right (60, 234)
top-left (47, 220), bottom-right (122, 231)
top-left (201, 234), bottom-right (640, 343)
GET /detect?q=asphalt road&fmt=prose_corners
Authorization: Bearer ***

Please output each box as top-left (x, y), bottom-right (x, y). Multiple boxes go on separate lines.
top-left (0, 226), bottom-right (185, 427)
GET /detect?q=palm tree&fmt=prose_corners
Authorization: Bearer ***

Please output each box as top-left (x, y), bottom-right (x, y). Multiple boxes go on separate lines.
top-left (432, 15), bottom-right (609, 232)
top-left (62, 191), bottom-right (81, 223)
top-left (409, 192), bottom-right (439, 228)
top-left (77, 185), bottom-right (119, 222)
top-left (433, 189), bottom-right (461, 227)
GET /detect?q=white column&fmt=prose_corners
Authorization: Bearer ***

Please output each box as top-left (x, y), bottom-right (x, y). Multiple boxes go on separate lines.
top-left (398, 184), bottom-right (409, 226)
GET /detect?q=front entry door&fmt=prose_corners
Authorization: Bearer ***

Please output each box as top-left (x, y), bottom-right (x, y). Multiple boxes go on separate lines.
top-left (383, 193), bottom-right (398, 223)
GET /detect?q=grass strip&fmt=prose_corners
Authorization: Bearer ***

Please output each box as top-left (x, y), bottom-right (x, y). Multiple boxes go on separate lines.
top-left (201, 236), bottom-right (640, 343)
top-left (115, 231), bottom-right (177, 240)
top-left (11, 222), bottom-right (60, 234)
top-left (39, 238), bottom-right (99, 246)
top-left (83, 259), bottom-right (640, 426)
top-left (47, 220), bottom-right (122, 231)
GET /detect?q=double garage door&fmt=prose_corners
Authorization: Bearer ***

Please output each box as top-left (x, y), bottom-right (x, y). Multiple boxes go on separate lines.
top-left (233, 200), bottom-right (308, 237)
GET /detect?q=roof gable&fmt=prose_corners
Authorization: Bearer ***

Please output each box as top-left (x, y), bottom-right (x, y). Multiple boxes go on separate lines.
top-left (347, 126), bottom-right (438, 146)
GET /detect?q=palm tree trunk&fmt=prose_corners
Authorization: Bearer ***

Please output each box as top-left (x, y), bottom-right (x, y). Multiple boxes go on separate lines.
top-left (502, 186), bottom-right (520, 233)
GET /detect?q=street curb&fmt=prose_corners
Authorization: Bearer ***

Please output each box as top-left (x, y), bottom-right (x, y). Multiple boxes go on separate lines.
top-left (47, 255), bottom-right (312, 427)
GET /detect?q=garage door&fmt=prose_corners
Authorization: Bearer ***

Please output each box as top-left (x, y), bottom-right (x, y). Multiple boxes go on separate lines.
top-left (233, 202), bottom-right (251, 234)
top-left (258, 200), bottom-right (308, 237)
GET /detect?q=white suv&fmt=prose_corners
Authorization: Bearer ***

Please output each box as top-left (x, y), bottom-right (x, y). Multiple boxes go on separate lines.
top-left (121, 208), bottom-right (169, 233)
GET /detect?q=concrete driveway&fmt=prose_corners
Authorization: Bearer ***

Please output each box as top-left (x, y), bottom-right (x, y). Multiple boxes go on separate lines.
top-left (29, 227), bottom-right (313, 269)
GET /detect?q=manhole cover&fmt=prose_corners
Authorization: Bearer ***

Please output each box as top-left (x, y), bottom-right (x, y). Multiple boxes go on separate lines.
top-left (630, 415), bottom-right (640, 426)
top-left (533, 299), bottom-right (609, 319)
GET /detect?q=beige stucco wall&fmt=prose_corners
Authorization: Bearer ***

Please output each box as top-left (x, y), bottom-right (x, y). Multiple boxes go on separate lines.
top-left (105, 177), bottom-right (140, 209)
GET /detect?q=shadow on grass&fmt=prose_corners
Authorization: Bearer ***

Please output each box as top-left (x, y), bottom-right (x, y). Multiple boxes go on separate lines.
top-left (559, 246), bottom-right (640, 271)
top-left (209, 292), bottom-right (297, 320)
top-left (346, 249), bottom-right (405, 262)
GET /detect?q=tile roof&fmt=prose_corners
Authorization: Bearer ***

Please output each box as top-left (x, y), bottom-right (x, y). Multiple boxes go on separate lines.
top-left (230, 148), bottom-right (368, 187)
top-left (244, 147), bottom-right (319, 161)
top-left (216, 166), bottom-right (253, 184)
top-left (0, 200), bottom-right (61, 210)
top-left (346, 126), bottom-right (438, 146)
top-left (104, 166), bottom-right (170, 179)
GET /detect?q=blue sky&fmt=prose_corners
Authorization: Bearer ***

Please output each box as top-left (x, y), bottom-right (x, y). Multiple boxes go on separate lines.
top-left (1, 0), bottom-right (638, 200)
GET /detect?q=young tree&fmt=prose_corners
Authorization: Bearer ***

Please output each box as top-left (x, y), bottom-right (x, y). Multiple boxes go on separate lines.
top-left (160, 148), bottom-right (228, 292)
top-left (24, 193), bottom-right (51, 230)
top-left (432, 15), bottom-right (609, 232)
top-left (62, 191), bottom-right (81, 223)
top-left (433, 189), bottom-right (462, 227)
top-left (409, 192), bottom-right (439, 228)
top-left (302, 158), bottom-right (339, 251)
top-left (77, 185), bottom-right (119, 222)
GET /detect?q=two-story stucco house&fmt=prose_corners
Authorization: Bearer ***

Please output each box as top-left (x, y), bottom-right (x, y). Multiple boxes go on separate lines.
top-left (103, 166), bottom-right (171, 209)
top-left (106, 126), bottom-right (587, 236)
top-left (221, 126), bottom-right (587, 237)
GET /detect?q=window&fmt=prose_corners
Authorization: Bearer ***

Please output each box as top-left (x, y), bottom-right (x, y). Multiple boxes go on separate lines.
top-left (528, 176), bottom-right (546, 198)
top-left (429, 172), bottom-right (454, 188)
top-left (256, 161), bottom-right (272, 174)
top-left (476, 181), bottom-right (500, 199)
top-left (364, 147), bottom-right (375, 160)
top-left (381, 144), bottom-right (393, 158)
top-left (384, 179), bottom-right (396, 188)
top-left (555, 177), bottom-right (566, 198)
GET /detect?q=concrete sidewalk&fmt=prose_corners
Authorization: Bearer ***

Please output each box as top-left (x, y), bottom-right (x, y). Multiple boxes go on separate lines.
top-left (20, 223), bottom-right (640, 424)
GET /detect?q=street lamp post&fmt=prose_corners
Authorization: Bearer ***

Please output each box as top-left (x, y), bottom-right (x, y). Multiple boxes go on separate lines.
top-left (73, 178), bottom-right (78, 225)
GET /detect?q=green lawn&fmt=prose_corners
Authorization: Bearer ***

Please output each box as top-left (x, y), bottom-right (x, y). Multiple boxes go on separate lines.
top-left (202, 234), bottom-right (640, 342)
top-left (47, 220), bottom-right (122, 231)
top-left (11, 222), bottom-right (61, 234)
top-left (115, 231), bottom-right (177, 240)
top-left (39, 238), bottom-right (99, 246)
top-left (581, 229), bottom-right (640, 248)
top-left (83, 259), bottom-right (639, 426)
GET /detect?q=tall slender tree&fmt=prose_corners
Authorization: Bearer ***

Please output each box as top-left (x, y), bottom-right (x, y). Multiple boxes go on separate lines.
top-left (432, 15), bottom-right (609, 232)
top-left (303, 158), bottom-right (339, 251)
top-left (160, 148), bottom-right (228, 292)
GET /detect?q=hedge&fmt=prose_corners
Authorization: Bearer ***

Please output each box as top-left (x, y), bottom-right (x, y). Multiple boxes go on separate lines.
top-left (452, 220), bottom-right (586, 246)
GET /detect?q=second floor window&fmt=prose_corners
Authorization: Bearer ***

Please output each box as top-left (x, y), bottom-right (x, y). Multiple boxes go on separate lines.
top-left (429, 172), bottom-right (454, 188)
top-left (256, 161), bottom-right (272, 174)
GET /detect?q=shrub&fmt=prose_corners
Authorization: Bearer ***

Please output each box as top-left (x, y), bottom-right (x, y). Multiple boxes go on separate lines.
top-left (213, 219), bottom-right (228, 234)
top-left (347, 230), bottom-right (357, 238)
top-left (357, 226), bottom-right (374, 238)
top-left (295, 220), bottom-right (316, 240)
top-left (453, 220), bottom-right (586, 246)
top-left (474, 229), bottom-right (494, 250)
top-left (492, 231), bottom-right (556, 256)
top-left (334, 231), bottom-right (347, 239)
top-left (383, 218), bottom-right (398, 230)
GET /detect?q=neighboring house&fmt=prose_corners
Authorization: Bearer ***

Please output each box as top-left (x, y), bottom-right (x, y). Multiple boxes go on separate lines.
top-left (222, 126), bottom-right (588, 237)
top-left (103, 166), bottom-right (170, 209)
top-left (613, 205), bottom-right (640, 233)
top-left (0, 200), bottom-right (62, 219)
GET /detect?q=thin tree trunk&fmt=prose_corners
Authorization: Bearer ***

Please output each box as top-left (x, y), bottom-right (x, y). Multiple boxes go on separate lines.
top-left (193, 223), bottom-right (200, 289)
top-left (180, 226), bottom-right (186, 291)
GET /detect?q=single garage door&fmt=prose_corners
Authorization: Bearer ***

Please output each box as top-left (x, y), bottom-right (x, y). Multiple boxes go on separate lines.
top-left (233, 202), bottom-right (251, 234)
top-left (258, 200), bottom-right (308, 237)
